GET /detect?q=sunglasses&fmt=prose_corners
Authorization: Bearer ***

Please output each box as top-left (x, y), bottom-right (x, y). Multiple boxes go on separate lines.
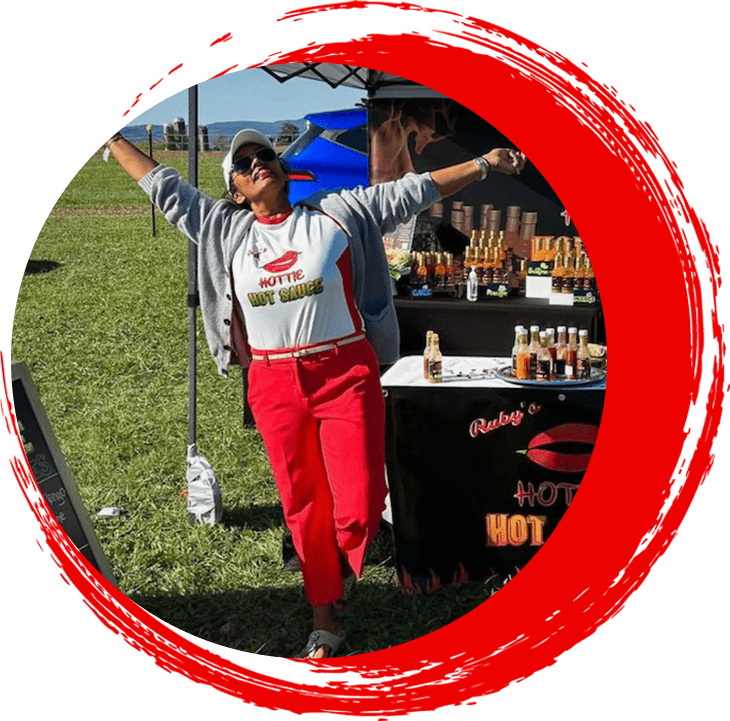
top-left (231, 147), bottom-right (278, 176)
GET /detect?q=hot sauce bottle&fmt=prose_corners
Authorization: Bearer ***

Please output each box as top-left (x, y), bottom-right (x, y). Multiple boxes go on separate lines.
top-left (434, 252), bottom-right (447, 291)
top-left (515, 327), bottom-right (531, 380)
top-left (551, 252), bottom-right (564, 294)
top-left (574, 236), bottom-right (583, 257)
top-left (416, 253), bottom-right (428, 287)
top-left (544, 237), bottom-right (556, 263)
top-left (577, 329), bottom-right (592, 379)
top-left (518, 259), bottom-right (527, 296)
top-left (445, 252), bottom-right (455, 289)
top-left (511, 325), bottom-right (526, 376)
top-left (573, 253), bottom-right (585, 292)
top-left (423, 330), bottom-right (434, 379)
top-left (426, 252), bottom-right (436, 287)
top-left (554, 325), bottom-right (568, 378)
top-left (459, 247), bottom-right (470, 296)
top-left (475, 247), bottom-right (487, 287)
top-left (410, 251), bottom-right (420, 281)
top-left (427, 333), bottom-right (443, 383)
top-left (565, 326), bottom-right (579, 380)
top-left (466, 262), bottom-right (478, 302)
top-left (492, 247), bottom-right (506, 284)
top-left (532, 237), bottom-right (544, 262)
top-left (583, 257), bottom-right (596, 293)
top-left (545, 327), bottom-right (557, 379)
top-left (562, 252), bottom-right (574, 293)
top-left (528, 325), bottom-right (541, 379)
top-left (536, 331), bottom-right (553, 382)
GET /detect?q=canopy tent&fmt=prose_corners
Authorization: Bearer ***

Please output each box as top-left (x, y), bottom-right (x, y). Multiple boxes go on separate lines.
top-left (259, 62), bottom-right (564, 211)
top-left (260, 63), bottom-right (447, 98)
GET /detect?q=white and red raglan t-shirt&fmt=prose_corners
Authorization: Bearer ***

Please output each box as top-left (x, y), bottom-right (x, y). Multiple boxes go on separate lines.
top-left (231, 205), bottom-right (365, 351)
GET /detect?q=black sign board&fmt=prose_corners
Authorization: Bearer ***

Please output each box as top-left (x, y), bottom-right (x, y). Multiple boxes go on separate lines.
top-left (384, 382), bottom-right (604, 592)
top-left (11, 363), bottom-right (116, 585)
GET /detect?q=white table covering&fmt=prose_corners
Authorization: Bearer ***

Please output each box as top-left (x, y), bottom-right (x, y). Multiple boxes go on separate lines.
top-left (381, 355), bottom-right (607, 389)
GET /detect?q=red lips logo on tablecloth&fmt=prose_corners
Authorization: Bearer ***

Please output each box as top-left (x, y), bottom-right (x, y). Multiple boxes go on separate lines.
top-left (262, 250), bottom-right (299, 274)
top-left (521, 422), bottom-right (600, 474)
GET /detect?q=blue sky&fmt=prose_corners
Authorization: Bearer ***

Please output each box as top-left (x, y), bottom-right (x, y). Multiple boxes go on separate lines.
top-left (126, 68), bottom-right (365, 126)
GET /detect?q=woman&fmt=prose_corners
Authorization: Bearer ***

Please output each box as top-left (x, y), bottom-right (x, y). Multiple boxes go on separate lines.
top-left (105, 127), bottom-right (525, 658)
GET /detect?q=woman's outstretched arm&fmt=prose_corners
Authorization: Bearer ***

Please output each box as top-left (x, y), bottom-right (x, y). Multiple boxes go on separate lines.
top-left (429, 147), bottom-right (526, 198)
top-left (104, 133), bottom-right (158, 181)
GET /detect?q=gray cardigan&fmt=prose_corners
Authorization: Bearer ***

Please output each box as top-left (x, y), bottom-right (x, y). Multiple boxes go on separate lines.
top-left (138, 165), bottom-right (441, 375)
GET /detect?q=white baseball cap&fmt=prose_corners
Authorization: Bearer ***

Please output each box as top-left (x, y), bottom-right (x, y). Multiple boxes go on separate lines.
top-left (221, 129), bottom-right (275, 189)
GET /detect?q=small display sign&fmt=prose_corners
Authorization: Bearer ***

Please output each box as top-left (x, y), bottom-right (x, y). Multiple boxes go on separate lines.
top-left (11, 363), bottom-right (116, 585)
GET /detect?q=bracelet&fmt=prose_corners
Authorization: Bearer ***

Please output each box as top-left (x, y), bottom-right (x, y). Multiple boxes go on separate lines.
top-left (473, 156), bottom-right (491, 181)
top-left (104, 133), bottom-right (124, 149)
top-left (102, 133), bottom-right (124, 162)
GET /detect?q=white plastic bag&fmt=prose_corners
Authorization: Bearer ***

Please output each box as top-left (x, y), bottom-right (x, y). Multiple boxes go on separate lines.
top-left (186, 444), bottom-right (222, 525)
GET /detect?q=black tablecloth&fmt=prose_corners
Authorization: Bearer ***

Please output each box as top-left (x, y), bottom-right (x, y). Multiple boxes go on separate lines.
top-left (382, 356), bottom-right (605, 592)
top-left (394, 296), bottom-right (605, 357)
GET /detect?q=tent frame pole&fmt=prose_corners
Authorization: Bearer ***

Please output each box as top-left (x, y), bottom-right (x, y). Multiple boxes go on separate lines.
top-left (187, 85), bottom-right (199, 448)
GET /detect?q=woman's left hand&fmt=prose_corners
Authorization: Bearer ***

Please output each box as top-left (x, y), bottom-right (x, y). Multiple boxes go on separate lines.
top-left (483, 148), bottom-right (527, 176)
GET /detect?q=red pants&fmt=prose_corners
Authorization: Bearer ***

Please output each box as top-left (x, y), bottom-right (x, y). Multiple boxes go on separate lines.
top-left (247, 339), bottom-right (387, 607)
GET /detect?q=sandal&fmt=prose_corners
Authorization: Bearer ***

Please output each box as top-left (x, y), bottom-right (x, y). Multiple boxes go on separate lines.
top-left (332, 574), bottom-right (356, 614)
top-left (299, 629), bottom-right (345, 659)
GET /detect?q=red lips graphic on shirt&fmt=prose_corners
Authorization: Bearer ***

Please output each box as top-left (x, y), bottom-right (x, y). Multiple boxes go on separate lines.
top-left (520, 422), bottom-right (600, 474)
top-left (262, 251), bottom-right (299, 274)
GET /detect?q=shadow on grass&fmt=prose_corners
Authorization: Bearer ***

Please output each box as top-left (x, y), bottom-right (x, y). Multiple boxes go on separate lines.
top-left (129, 523), bottom-right (488, 659)
top-left (25, 259), bottom-right (61, 275)
top-left (131, 574), bottom-right (491, 659)
top-left (222, 502), bottom-right (285, 532)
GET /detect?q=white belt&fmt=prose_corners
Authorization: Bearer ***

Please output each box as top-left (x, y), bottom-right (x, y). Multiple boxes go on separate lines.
top-left (251, 333), bottom-right (366, 361)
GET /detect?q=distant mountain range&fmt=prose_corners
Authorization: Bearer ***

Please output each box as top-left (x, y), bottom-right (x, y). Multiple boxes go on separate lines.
top-left (123, 119), bottom-right (307, 148)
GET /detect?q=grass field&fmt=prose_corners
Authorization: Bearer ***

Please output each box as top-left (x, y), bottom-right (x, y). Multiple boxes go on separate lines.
top-left (12, 148), bottom-right (496, 658)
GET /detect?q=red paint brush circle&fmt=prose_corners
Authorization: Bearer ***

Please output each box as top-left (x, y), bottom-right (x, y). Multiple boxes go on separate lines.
top-left (11, 7), bottom-right (722, 716)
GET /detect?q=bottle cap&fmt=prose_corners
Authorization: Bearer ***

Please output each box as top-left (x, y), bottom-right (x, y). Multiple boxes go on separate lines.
top-left (557, 325), bottom-right (566, 333)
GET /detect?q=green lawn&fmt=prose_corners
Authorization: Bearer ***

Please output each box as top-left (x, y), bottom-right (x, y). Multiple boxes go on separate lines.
top-left (12, 148), bottom-right (495, 657)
